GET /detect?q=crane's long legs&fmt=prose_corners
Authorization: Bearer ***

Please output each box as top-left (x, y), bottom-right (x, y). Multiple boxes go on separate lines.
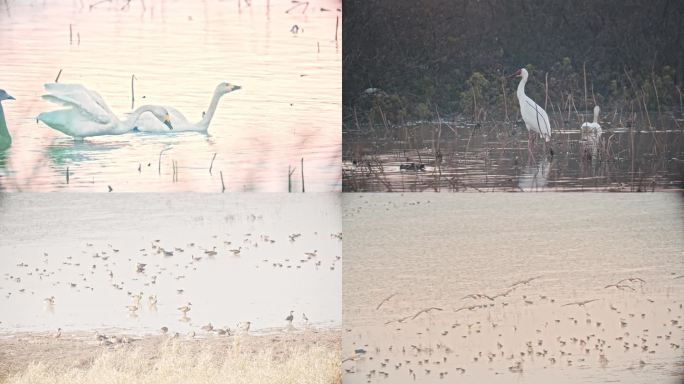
top-left (528, 131), bottom-right (536, 164)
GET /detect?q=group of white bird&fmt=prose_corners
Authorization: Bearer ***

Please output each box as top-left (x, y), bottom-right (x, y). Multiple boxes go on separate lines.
top-left (510, 68), bottom-right (601, 161)
top-left (33, 81), bottom-right (241, 139)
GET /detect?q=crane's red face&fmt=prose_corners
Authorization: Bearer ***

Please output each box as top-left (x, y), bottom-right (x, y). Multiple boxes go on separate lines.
top-left (508, 69), bottom-right (522, 78)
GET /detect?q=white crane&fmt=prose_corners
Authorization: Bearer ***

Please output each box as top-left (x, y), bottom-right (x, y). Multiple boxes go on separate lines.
top-left (510, 68), bottom-right (551, 161)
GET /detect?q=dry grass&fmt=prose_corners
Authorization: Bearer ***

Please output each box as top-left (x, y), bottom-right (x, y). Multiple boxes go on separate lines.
top-left (2, 335), bottom-right (340, 384)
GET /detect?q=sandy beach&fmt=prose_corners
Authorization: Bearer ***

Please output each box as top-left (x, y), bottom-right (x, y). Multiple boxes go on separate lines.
top-left (343, 193), bottom-right (684, 384)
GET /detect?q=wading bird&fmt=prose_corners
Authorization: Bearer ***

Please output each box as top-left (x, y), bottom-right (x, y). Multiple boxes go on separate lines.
top-left (510, 68), bottom-right (551, 161)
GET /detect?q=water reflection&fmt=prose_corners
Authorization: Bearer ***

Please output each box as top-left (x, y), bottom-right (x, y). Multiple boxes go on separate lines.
top-left (343, 117), bottom-right (682, 191)
top-left (518, 157), bottom-right (551, 191)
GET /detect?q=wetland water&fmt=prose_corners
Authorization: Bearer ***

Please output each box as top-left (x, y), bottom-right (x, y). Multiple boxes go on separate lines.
top-left (343, 193), bottom-right (684, 383)
top-left (0, 0), bottom-right (341, 192)
top-left (0, 193), bottom-right (341, 334)
top-left (343, 116), bottom-right (684, 192)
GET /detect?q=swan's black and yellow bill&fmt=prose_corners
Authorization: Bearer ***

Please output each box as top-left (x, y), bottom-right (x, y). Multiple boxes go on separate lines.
top-left (163, 114), bottom-right (173, 130)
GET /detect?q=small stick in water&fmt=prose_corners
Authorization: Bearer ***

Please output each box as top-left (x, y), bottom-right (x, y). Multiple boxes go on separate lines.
top-left (220, 171), bottom-right (226, 192)
top-left (172, 160), bottom-right (177, 182)
top-left (301, 157), bottom-right (305, 192)
top-left (55, 69), bottom-right (63, 83)
top-left (77, 32), bottom-right (80, 45)
top-left (158, 148), bottom-right (169, 175)
top-left (66, 167), bottom-right (69, 184)
top-left (69, 24), bottom-right (72, 45)
top-left (317, 41), bottom-right (320, 53)
top-left (131, 75), bottom-right (136, 110)
top-left (335, 15), bottom-right (338, 41)
top-left (288, 165), bottom-right (296, 192)
top-left (209, 153), bottom-right (217, 175)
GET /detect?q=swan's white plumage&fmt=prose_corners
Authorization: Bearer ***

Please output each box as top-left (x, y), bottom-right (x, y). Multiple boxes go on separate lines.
top-left (38, 83), bottom-right (173, 138)
top-left (41, 83), bottom-right (114, 124)
top-left (581, 105), bottom-right (602, 132)
top-left (134, 82), bottom-right (241, 133)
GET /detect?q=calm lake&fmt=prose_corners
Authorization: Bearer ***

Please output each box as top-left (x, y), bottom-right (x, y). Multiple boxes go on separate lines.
top-left (343, 193), bottom-right (684, 384)
top-left (0, 0), bottom-right (341, 192)
top-left (343, 116), bottom-right (684, 192)
top-left (0, 193), bottom-right (341, 334)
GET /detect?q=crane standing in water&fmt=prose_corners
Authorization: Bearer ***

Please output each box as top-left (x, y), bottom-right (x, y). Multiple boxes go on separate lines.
top-left (510, 68), bottom-right (552, 162)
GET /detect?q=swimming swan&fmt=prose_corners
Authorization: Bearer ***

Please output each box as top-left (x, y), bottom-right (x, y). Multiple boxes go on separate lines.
top-left (37, 83), bottom-right (173, 139)
top-left (0, 89), bottom-right (16, 151)
top-left (133, 82), bottom-right (241, 133)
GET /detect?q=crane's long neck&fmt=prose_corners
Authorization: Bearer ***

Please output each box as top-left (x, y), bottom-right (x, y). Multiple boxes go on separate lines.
top-left (0, 103), bottom-right (11, 146)
top-left (197, 89), bottom-right (223, 130)
top-left (516, 73), bottom-right (528, 101)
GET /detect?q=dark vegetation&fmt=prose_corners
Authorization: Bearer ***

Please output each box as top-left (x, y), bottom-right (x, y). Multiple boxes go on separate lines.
top-left (343, 0), bottom-right (684, 124)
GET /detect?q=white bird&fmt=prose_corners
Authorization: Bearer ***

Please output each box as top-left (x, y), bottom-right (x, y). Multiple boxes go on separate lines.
top-left (134, 82), bottom-right (241, 133)
top-left (201, 323), bottom-right (214, 332)
top-left (237, 321), bottom-right (251, 334)
top-left (510, 68), bottom-right (551, 160)
top-left (43, 296), bottom-right (55, 305)
top-left (37, 83), bottom-right (173, 139)
top-left (0, 89), bottom-right (16, 151)
top-left (126, 304), bottom-right (139, 312)
top-left (131, 292), bottom-right (143, 307)
top-left (580, 105), bottom-right (602, 163)
top-left (581, 105), bottom-right (602, 133)
top-left (177, 302), bottom-right (192, 315)
top-left (286, 310), bottom-right (294, 324)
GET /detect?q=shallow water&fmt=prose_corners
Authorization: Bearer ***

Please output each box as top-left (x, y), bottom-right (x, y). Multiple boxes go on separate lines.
top-left (0, 0), bottom-right (341, 192)
top-left (343, 119), bottom-right (684, 192)
top-left (343, 193), bottom-right (684, 383)
top-left (0, 193), bottom-right (341, 334)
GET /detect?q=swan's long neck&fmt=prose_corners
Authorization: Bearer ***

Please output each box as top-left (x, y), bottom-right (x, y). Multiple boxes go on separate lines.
top-left (593, 107), bottom-right (600, 124)
top-left (120, 106), bottom-right (157, 132)
top-left (0, 103), bottom-right (10, 146)
top-left (197, 89), bottom-right (224, 130)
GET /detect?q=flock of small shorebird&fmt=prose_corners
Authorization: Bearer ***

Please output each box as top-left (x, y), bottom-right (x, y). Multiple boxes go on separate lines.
top-left (345, 275), bottom-right (684, 382)
top-left (1, 230), bottom-right (343, 345)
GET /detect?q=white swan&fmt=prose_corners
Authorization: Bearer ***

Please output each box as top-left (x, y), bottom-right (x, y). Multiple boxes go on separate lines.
top-left (0, 89), bottom-right (15, 151)
top-left (133, 82), bottom-right (241, 133)
top-left (581, 105), bottom-right (602, 133)
top-left (37, 83), bottom-right (173, 139)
